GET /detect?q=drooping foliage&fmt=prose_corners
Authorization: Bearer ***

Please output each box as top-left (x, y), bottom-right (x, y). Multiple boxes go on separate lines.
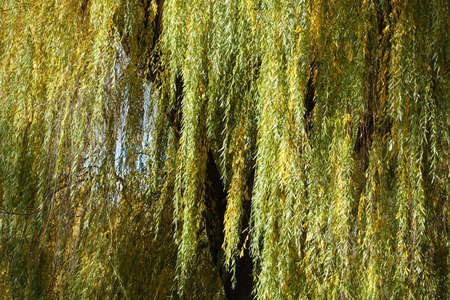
top-left (0, 0), bottom-right (448, 299)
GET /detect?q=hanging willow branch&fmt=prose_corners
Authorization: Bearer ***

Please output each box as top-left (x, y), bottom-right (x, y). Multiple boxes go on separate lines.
top-left (0, 0), bottom-right (448, 299)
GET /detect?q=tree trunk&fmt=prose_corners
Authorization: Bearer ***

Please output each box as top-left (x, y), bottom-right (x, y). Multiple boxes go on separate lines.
top-left (204, 151), bottom-right (254, 300)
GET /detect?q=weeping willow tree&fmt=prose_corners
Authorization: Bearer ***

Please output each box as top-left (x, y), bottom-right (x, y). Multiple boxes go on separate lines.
top-left (0, 0), bottom-right (448, 299)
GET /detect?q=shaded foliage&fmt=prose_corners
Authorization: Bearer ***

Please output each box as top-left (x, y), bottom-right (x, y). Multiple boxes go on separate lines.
top-left (0, 0), bottom-right (448, 299)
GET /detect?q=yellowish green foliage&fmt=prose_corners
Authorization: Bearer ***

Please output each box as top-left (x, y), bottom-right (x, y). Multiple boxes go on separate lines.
top-left (0, 0), bottom-right (448, 299)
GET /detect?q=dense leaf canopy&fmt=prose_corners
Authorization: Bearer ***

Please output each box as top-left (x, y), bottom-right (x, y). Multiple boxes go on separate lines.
top-left (0, 0), bottom-right (448, 299)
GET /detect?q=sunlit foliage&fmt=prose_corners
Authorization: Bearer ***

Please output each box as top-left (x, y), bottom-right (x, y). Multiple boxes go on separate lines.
top-left (0, 0), bottom-right (448, 299)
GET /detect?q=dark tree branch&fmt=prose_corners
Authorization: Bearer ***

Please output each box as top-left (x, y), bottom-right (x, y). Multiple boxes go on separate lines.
top-left (304, 59), bottom-right (317, 135)
top-left (0, 207), bottom-right (38, 216)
